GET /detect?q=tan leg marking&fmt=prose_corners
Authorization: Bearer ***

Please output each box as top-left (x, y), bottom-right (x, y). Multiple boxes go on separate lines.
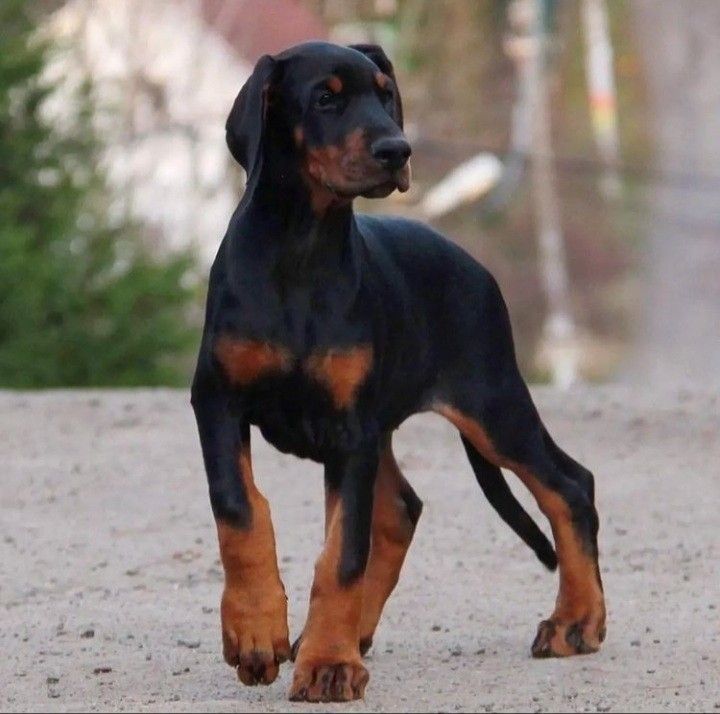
top-left (436, 405), bottom-right (606, 657)
top-left (288, 482), bottom-right (342, 664)
top-left (325, 484), bottom-right (340, 538)
top-left (218, 444), bottom-right (290, 685)
top-left (359, 442), bottom-right (420, 653)
top-left (289, 500), bottom-right (368, 702)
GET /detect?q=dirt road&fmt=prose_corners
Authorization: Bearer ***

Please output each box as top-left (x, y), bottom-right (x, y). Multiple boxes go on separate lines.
top-left (1, 387), bottom-right (718, 712)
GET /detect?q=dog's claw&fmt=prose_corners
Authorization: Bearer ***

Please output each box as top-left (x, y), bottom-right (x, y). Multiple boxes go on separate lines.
top-left (289, 661), bottom-right (368, 702)
top-left (221, 585), bottom-right (290, 685)
top-left (531, 617), bottom-right (603, 658)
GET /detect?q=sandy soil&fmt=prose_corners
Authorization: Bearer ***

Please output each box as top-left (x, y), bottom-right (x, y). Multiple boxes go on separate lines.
top-left (1, 387), bottom-right (719, 713)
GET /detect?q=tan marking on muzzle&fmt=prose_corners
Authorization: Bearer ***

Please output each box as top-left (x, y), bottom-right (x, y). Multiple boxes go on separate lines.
top-left (303, 128), bottom-right (368, 214)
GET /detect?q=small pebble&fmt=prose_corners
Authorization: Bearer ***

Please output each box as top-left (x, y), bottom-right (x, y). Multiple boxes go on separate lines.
top-left (177, 639), bottom-right (201, 649)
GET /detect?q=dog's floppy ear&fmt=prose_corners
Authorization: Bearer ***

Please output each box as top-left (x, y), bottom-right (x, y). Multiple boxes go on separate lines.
top-left (349, 43), bottom-right (403, 128)
top-left (226, 54), bottom-right (277, 178)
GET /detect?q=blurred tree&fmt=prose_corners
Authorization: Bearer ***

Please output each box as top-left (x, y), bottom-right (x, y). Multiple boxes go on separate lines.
top-left (0, 0), bottom-right (197, 387)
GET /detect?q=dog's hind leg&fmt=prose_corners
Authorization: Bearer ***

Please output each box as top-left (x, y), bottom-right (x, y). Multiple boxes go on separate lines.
top-left (461, 435), bottom-right (557, 570)
top-left (436, 385), bottom-right (606, 658)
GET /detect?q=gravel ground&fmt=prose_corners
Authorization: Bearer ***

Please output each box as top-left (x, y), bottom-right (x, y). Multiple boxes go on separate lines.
top-left (1, 387), bottom-right (719, 713)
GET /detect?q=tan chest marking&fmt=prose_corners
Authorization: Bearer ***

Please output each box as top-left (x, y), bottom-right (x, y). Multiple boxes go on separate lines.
top-left (214, 337), bottom-right (292, 386)
top-left (215, 337), bottom-right (373, 408)
top-left (305, 346), bottom-right (374, 409)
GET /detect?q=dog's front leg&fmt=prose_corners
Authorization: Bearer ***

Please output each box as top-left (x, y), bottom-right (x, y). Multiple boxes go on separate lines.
top-left (191, 384), bottom-right (290, 686)
top-left (289, 447), bottom-right (378, 702)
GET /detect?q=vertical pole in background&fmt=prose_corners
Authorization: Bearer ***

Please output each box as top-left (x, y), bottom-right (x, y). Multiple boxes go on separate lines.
top-left (491, 1), bottom-right (534, 213)
top-left (525, 0), bottom-right (579, 388)
top-left (582, 0), bottom-right (621, 199)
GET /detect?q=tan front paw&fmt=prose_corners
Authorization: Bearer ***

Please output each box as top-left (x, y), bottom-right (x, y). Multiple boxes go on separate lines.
top-left (531, 612), bottom-right (606, 658)
top-left (221, 585), bottom-right (291, 685)
top-left (288, 657), bottom-right (369, 702)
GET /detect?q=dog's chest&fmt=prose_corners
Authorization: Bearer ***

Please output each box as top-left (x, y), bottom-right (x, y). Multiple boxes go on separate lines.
top-left (213, 334), bottom-right (377, 459)
top-left (212, 268), bottom-right (376, 409)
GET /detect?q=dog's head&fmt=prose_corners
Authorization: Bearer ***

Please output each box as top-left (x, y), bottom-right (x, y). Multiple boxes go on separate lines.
top-left (226, 42), bottom-right (411, 211)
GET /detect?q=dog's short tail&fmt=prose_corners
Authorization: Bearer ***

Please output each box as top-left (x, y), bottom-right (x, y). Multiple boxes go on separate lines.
top-left (461, 436), bottom-right (558, 571)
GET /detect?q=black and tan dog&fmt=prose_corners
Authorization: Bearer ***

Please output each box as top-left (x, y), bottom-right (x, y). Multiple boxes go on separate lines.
top-left (191, 41), bottom-right (606, 703)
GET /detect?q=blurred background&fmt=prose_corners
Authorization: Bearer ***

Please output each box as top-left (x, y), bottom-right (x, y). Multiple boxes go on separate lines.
top-left (2, 0), bottom-right (718, 389)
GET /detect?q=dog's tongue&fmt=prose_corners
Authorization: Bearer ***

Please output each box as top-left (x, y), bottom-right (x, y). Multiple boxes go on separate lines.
top-left (394, 164), bottom-right (411, 193)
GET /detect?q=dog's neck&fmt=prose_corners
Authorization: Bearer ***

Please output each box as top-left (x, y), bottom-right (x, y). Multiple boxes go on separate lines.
top-left (241, 149), bottom-right (360, 273)
top-left (230, 166), bottom-right (361, 294)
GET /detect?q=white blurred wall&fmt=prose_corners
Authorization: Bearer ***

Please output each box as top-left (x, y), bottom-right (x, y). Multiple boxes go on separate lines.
top-left (44, 0), bottom-right (251, 265)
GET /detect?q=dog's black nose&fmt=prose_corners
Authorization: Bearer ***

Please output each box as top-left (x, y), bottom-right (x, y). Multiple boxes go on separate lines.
top-left (371, 137), bottom-right (411, 171)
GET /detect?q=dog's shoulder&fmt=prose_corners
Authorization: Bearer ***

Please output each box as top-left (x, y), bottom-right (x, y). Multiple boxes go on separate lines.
top-left (356, 213), bottom-right (498, 290)
top-left (356, 213), bottom-right (447, 251)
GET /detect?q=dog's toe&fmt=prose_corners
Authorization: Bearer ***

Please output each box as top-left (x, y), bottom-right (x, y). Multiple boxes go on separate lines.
top-left (289, 660), bottom-right (368, 702)
top-left (531, 617), bottom-right (603, 658)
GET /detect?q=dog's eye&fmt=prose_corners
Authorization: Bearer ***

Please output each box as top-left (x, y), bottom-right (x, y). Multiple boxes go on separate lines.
top-left (315, 90), bottom-right (337, 110)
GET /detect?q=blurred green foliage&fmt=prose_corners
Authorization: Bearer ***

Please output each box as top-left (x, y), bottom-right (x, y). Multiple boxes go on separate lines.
top-left (0, 0), bottom-right (198, 388)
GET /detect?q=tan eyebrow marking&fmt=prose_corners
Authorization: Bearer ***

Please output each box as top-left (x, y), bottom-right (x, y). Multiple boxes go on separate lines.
top-left (328, 75), bottom-right (343, 93)
top-left (293, 125), bottom-right (304, 148)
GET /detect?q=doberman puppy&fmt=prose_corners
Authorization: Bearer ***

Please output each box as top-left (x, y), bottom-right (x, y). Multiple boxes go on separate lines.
top-left (191, 41), bottom-right (606, 703)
